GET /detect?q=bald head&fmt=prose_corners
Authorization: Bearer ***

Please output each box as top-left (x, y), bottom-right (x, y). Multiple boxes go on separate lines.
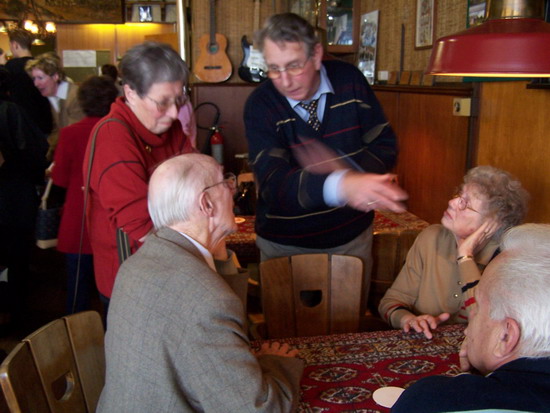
top-left (148, 154), bottom-right (221, 230)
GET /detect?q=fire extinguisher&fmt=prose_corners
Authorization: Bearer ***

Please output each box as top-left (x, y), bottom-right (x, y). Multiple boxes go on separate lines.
top-left (210, 126), bottom-right (224, 165)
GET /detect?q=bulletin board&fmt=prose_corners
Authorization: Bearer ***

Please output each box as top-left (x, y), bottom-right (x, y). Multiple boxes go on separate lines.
top-left (63, 50), bottom-right (111, 83)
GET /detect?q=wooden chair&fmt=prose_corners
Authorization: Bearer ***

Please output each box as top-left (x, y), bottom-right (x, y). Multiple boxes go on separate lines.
top-left (64, 311), bottom-right (105, 413)
top-left (259, 254), bottom-right (363, 339)
top-left (0, 311), bottom-right (105, 413)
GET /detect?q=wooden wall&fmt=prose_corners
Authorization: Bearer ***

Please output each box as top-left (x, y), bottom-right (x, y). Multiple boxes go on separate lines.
top-left (374, 85), bottom-right (472, 223)
top-left (56, 23), bottom-right (176, 65)
top-left (189, 0), bottom-right (468, 84)
top-left (476, 82), bottom-right (550, 223)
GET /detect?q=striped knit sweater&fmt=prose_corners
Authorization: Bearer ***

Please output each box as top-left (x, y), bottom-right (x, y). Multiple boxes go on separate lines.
top-left (244, 59), bottom-right (398, 248)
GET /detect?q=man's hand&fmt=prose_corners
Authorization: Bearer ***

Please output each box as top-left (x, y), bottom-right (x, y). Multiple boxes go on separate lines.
top-left (254, 342), bottom-right (300, 358)
top-left (401, 313), bottom-right (450, 340)
top-left (459, 337), bottom-right (472, 372)
top-left (340, 172), bottom-right (408, 213)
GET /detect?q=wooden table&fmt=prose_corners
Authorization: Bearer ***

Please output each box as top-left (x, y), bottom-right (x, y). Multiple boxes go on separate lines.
top-left (227, 210), bottom-right (429, 266)
top-left (254, 324), bottom-right (464, 412)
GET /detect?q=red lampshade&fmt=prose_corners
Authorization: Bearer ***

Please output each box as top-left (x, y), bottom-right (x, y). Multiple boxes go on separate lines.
top-left (427, 1), bottom-right (550, 77)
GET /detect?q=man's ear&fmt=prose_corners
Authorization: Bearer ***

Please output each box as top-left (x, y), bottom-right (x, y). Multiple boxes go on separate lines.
top-left (312, 42), bottom-right (324, 70)
top-left (495, 318), bottom-right (520, 358)
top-left (198, 192), bottom-right (214, 217)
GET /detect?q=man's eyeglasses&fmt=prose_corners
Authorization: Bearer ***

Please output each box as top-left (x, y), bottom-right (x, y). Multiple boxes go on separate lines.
top-left (267, 56), bottom-right (311, 79)
top-left (145, 94), bottom-right (188, 113)
top-left (453, 194), bottom-right (481, 214)
top-left (203, 172), bottom-right (237, 192)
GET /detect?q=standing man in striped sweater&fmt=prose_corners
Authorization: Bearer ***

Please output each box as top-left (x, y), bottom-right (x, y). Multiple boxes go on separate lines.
top-left (244, 13), bottom-right (407, 320)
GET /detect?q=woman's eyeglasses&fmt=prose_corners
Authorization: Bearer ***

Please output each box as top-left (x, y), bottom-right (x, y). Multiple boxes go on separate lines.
top-left (453, 194), bottom-right (480, 214)
top-left (203, 173), bottom-right (237, 192)
top-left (267, 56), bottom-right (311, 79)
top-left (145, 94), bottom-right (188, 113)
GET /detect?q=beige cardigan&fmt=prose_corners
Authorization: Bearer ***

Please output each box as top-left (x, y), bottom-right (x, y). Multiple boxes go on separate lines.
top-left (378, 224), bottom-right (499, 329)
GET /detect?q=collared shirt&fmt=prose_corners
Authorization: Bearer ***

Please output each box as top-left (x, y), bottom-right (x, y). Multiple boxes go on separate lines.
top-left (47, 80), bottom-right (69, 113)
top-left (178, 231), bottom-right (216, 271)
top-left (286, 65), bottom-right (334, 123)
top-left (284, 65), bottom-right (347, 207)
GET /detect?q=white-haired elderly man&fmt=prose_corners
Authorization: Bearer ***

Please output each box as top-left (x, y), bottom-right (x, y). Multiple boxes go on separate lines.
top-left (98, 153), bottom-right (304, 413)
top-left (392, 223), bottom-right (550, 413)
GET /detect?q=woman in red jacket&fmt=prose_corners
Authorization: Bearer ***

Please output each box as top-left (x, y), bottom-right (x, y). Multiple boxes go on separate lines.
top-left (82, 42), bottom-right (194, 317)
top-left (52, 75), bottom-right (118, 314)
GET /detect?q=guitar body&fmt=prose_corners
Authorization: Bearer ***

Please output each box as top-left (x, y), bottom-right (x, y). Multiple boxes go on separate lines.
top-left (238, 35), bottom-right (268, 83)
top-left (194, 33), bottom-right (233, 83)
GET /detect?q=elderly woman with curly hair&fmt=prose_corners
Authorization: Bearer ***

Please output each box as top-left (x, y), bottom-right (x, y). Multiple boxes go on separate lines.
top-left (379, 165), bottom-right (529, 339)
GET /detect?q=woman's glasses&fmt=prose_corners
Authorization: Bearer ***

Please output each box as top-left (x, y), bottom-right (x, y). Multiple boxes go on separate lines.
top-left (145, 94), bottom-right (188, 113)
top-left (453, 194), bottom-right (481, 214)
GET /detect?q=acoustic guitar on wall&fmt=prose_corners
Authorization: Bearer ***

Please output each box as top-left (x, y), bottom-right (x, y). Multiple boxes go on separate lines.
top-left (238, 0), bottom-right (268, 83)
top-left (194, 0), bottom-right (232, 83)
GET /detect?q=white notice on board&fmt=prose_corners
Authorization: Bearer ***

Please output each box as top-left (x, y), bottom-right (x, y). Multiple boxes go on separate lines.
top-left (63, 50), bottom-right (97, 67)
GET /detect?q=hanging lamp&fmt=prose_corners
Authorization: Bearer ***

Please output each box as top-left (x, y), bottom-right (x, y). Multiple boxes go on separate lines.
top-left (426, 0), bottom-right (550, 77)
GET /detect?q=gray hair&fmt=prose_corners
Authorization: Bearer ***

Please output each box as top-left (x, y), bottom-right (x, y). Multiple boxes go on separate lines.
top-left (484, 223), bottom-right (550, 357)
top-left (255, 13), bottom-right (319, 56)
top-left (120, 42), bottom-right (189, 96)
top-left (148, 154), bottom-right (220, 230)
top-left (461, 165), bottom-right (529, 240)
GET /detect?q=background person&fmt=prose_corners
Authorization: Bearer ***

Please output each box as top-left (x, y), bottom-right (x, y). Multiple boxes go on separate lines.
top-left (0, 68), bottom-right (48, 331)
top-left (392, 223), bottom-right (550, 413)
top-left (82, 42), bottom-right (194, 316)
top-left (5, 29), bottom-right (53, 136)
top-left (379, 165), bottom-right (528, 339)
top-left (244, 13), bottom-right (407, 320)
top-left (51, 75), bottom-right (118, 314)
top-left (26, 52), bottom-right (84, 160)
top-left (98, 153), bottom-right (303, 412)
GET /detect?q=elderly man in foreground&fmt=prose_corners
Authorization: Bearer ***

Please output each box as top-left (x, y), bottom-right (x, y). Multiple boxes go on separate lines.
top-left (392, 223), bottom-right (550, 412)
top-left (98, 153), bottom-right (303, 413)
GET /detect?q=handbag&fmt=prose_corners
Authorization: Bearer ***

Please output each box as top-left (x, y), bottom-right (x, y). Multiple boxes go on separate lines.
top-left (36, 178), bottom-right (61, 249)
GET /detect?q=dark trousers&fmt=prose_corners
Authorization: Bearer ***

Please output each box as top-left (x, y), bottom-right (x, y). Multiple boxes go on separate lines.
top-left (65, 253), bottom-right (94, 314)
top-left (0, 224), bottom-right (34, 322)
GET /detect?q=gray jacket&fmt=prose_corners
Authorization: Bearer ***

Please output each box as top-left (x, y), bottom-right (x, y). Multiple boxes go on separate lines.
top-left (98, 227), bottom-right (303, 412)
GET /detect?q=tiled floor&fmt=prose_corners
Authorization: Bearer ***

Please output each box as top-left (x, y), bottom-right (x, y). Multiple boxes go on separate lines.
top-left (0, 246), bottom-right (102, 359)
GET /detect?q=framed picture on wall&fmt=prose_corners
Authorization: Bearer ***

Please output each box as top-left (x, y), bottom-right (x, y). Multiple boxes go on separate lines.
top-left (467, 0), bottom-right (487, 27)
top-left (415, 0), bottom-right (436, 49)
top-left (357, 10), bottom-right (379, 85)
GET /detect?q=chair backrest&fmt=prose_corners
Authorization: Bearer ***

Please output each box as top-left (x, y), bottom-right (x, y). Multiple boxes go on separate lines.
top-left (0, 342), bottom-right (50, 413)
top-left (0, 311), bottom-right (105, 413)
top-left (260, 254), bottom-right (363, 339)
top-left (64, 311), bottom-right (105, 413)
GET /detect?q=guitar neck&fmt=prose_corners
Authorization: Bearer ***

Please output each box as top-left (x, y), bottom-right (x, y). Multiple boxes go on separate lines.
top-left (209, 0), bottom-right (216, 45)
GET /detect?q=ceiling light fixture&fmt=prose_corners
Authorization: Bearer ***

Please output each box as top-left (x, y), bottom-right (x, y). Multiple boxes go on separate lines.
top-left (426, 0), bottom-right (550, 77)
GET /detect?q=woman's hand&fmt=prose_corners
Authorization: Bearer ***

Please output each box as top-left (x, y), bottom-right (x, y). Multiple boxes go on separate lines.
top-left (401, 313), bottom-right (450, 339)
top-left (457, 218), bottom-right (500, 257)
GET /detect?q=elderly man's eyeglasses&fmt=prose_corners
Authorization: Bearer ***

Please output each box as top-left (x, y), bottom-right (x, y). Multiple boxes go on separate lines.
top-left (453, 194), bottom-right (481, 214)
top-left (203, 172), bottom-right (237, 192)
top-left (267, 56), bottom-right (311, 79)
top-left (145, 94), bottom-right (188, 113)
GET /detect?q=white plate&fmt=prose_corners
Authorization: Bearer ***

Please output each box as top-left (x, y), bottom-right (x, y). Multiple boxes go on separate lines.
top-left (373, 386), bottom-right (405, 408)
